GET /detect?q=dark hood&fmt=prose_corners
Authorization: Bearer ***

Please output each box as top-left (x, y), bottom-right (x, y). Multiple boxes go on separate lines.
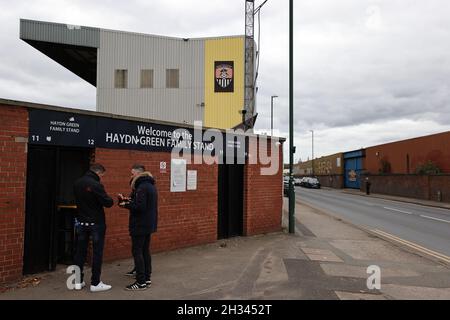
top-left (131, 172), bottom-right (155, 189)
top-left (85, 170), bottom-right (100, 181)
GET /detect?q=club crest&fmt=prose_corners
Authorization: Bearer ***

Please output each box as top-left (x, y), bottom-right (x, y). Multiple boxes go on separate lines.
top-left (214, 61), bottom-right (234, 92)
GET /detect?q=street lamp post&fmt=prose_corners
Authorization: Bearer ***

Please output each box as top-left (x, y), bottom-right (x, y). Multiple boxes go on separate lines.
top-left (288, 0), bottom-right (295, 234)
top-left (271, 95), bottom-right (278, 136)
top-left (310, 130), bottom-right (314, 176)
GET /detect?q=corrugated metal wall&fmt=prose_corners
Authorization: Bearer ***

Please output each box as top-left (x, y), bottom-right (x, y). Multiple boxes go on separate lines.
top-left (20, 20), bottom-right (247, 128)
top-left (20, 19), bottom-right (99, 47)
top-left (97, 31), bottom-right (205, 124)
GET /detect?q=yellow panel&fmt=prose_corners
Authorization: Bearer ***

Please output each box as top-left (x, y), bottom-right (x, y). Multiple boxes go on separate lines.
top-left (204, 37), bottom-right (244, 129)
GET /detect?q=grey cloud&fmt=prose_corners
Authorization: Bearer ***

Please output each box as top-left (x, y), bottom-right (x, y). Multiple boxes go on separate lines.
top-left (0, 0), bottom-right (449, 162)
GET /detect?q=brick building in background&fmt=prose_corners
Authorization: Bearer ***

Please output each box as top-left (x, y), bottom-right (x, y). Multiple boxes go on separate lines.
top-left (0, 98), bottom-right (284, 285)
top-left (294, 153), bottom-right (344, 189)
top-left (365, 131), bottom-right (450, 175)
top-left (362, 131), bottom-right (450, 202)
top-left (294, 131), bottom-right (450, 203)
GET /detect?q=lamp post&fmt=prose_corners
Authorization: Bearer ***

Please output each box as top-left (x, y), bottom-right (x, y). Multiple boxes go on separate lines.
top-left (288, 0), bottom-right (295, 234)
top-left (310, 130), bottom-right (314, 176)
top-left (271, 95), bottom-right (278, 136)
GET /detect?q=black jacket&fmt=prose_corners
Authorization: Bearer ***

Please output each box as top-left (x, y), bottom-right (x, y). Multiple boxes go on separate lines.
top-left (125, 173), bottom-right (158, 236)
top-left (73, 170), bottom-right (113, 224)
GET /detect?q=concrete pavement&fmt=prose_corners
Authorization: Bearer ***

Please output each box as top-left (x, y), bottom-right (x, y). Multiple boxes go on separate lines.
top-left (1, 200), bottom-right (450, 300)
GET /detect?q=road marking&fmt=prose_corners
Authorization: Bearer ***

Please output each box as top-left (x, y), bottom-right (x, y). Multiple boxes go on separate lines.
top-left (371, 229), bottom-right (450, 264)
top-left (383, 207), bottom-right (413, 215)
top-left (420, 215), bottom-right (450, 224)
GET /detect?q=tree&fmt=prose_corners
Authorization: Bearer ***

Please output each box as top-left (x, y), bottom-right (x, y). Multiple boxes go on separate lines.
top-left (415, 160), bottom-right (441, 175)
top-left (378, 158), bottom-right (391, 174)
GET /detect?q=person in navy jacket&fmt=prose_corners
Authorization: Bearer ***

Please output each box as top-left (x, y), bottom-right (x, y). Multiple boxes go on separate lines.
top-left (119, 164), bottom-right (158, 291)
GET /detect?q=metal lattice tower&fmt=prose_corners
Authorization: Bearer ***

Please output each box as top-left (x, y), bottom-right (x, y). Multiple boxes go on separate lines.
top-left (244, 0), bottom-right (255, 127)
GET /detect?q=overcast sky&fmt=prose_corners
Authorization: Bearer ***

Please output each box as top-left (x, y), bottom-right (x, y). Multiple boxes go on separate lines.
top-left (1, 0), bottom-right (449, 163)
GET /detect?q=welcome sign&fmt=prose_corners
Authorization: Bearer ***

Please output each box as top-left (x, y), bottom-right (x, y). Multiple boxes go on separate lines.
top-left (28, 109), bottom-right (246, 161)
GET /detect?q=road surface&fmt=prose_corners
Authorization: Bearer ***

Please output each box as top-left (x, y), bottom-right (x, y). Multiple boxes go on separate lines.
top-left (295, 187), bottom-right (450, 260)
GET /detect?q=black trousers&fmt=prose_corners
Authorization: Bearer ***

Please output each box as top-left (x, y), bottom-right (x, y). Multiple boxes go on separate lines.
top-left (131, 234), bottom-right (152, 284)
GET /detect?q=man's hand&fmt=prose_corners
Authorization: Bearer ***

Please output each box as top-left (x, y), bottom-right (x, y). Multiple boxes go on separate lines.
top-left (118, 193), bottom-right (130, 207)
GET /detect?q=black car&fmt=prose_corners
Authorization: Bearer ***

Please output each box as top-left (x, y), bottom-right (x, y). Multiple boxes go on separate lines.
top-left (300, 177), bottom-right (321, 189)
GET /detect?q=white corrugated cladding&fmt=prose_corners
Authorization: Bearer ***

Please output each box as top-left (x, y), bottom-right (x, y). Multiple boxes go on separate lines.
top-left (97, 30), bottom-right (205, 124)
top-left (20, 19), bottom-right (100, 47)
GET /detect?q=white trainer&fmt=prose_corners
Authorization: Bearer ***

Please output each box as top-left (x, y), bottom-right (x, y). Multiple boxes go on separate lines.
top-left (90, 281), bottom-right (112, 292)
top-left (74, 281), bottom-right (85, 290)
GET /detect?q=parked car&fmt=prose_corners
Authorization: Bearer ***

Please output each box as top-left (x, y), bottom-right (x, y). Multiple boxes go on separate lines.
top-left (294, 178), bottom-right (302, 186)
top-left (299, 177), bottom-right (308, 186)
top-left (298, 177), bottom-right (308, 187)
top-left (283, 180), bottom-right (295, 196)
top-left (300, 177), bottom-right (321, 189)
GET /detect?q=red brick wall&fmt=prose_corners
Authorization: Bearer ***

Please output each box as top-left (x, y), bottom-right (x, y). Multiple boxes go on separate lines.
top-left (97, 143), bottom-right (284, 260)
top-left (0, 105), bottom-right (28, 284)
top-left (0, 102), bottom-right (284, 285)
top-left (429, 175), bottom-right (450, 203)
top-left (94, 150), bottom-right (218, 261)
top-left (316, 175), bottom-right (345, 189)
top-left (366, 132), bottom-right (450, 174)
top-left (244, 138), bottom-right (283, 236)
top-left (360, 174), bottom-right (450, 203)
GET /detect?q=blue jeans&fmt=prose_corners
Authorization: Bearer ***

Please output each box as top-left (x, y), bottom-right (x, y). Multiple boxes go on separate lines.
top-left (73, 223), bottom-right (106, 286)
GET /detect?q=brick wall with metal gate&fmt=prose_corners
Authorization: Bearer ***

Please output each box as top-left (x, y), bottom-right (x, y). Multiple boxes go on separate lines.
top-left (0, 99), bottom-right (284, 285)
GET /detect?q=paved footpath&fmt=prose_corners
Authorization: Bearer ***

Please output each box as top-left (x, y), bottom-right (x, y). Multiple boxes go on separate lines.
top-left (1, 199), bottom-right (450, 300)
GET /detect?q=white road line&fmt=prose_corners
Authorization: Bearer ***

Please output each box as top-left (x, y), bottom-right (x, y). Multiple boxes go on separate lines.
top-left (383, 207), bottom-right (413, 215)
top-left (420, 215), bottom-right (450, 224)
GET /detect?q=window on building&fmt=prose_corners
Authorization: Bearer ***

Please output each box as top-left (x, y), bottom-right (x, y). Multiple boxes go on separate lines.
top-left (140, 69), bottom-right (154, 88)
top-left (115, 69), bottom-right (128, 88)
top-left (166, 69), bottom-right (179, 88)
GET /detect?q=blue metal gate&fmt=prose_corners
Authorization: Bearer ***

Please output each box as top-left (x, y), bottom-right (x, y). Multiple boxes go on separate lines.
top-left (344, 150), bottom-right (365, 189)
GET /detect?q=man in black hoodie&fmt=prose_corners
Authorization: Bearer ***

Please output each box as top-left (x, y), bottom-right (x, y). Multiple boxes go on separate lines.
top-left (119, 164), bottom-right (158, 291)
top-left (73, 163), bottom-right (114, 292)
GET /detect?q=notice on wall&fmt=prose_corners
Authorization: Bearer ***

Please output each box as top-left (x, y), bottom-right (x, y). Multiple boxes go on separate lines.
top-left (187, 170), bottom-right (197, 191)
top-left (170, 159), bottom-right (187, 192)
top-left (160, 161), bottom-right (167, 173)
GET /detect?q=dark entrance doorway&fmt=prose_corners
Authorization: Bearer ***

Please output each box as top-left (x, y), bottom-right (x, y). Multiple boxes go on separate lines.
top-left (23, 146), bottom-right (91, 275)
top-left (217, 164), bottom-right (244, 239)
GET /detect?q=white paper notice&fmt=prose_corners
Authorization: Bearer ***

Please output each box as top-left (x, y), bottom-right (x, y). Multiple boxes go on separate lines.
top-left (187, 170), bottom-right (197, 190)
top-left (170, 159), bottom-right (186, 192)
